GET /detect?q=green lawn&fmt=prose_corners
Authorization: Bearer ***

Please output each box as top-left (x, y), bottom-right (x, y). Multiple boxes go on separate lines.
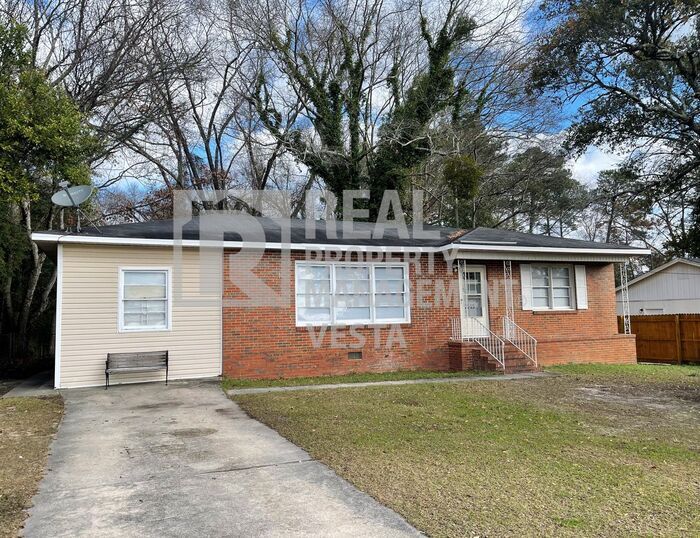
top-left (0, 397), bottom-right (63, 538)
top-left (222, 369), bottom-right (489, 391)
top-left (232, 364), bottom-right (700, 537)
top-left (548, 362), bottom-right (700, 384)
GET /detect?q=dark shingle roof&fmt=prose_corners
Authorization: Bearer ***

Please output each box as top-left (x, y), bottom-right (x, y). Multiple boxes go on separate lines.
top-left (34, 216), bottom-right (644, 252)
top-left (456, 227), bottom-right (640, 250)
top-left (35, 216), bottom-right (464, 248)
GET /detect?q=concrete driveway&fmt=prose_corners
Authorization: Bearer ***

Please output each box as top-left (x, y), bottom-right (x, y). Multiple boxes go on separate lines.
top-left (24, 380), bottom-right (418, 537)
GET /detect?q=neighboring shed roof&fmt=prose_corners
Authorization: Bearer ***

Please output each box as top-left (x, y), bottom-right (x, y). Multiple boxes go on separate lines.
top-left (32, 216), bottom-right (649, 258)
top-left (616, 258), bottom-right (700, 292)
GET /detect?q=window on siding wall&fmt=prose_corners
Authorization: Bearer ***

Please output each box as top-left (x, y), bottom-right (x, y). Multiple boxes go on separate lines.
top-left (295, 263), bottom-right (410, 325)
top-left (120, 269), bottom-right (170, 331)
top-left (531, 265), bottom-right (573, 310)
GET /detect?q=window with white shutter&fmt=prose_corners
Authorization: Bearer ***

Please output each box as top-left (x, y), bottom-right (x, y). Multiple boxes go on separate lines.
top-left (574, 265), bottom-right (588, 309)
top-left (520, 264), bottom-right (533, 310)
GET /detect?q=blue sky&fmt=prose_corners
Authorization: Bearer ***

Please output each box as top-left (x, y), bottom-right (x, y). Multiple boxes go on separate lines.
top-left (556, 94), bottom-right (623, 185)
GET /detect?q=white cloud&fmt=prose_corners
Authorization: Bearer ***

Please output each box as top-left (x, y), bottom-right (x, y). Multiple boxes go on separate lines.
top-left (567, 146), bottom-right (625, 186)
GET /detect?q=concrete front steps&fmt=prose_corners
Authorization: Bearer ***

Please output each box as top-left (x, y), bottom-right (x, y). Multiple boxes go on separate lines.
top-left (448, 341), bottom-right (540, 374)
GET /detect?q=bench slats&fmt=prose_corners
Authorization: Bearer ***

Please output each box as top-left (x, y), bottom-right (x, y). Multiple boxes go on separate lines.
top-left (106, 366), bottom-right (165, 373)
top-left (108, 357), bottom-right (167, 368)
top-left (105, 351), bottom-right (168, 388)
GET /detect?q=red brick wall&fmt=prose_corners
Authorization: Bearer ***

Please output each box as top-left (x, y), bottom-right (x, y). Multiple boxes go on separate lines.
top-left (222, 252), bottom-right (636, 379)
top-left (222, 251), bottom-right (460, 379)
top-left (482, 261), bottom-right (636, 365)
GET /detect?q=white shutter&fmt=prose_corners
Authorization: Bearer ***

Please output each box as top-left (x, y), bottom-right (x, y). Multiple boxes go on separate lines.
top-left (575, 265), bottom-right (588, 309)
top-left (520, 264), bottom-right (532, 310)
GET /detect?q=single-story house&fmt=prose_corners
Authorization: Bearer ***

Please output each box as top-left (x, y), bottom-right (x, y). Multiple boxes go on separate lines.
top-left (616, 258), bottom-right (700, 315)
top-left (33, 217), bottom-right (649, 389)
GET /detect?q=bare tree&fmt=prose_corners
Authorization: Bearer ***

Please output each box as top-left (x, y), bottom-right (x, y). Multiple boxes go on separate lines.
top-left (102, 0), bottom-right (309, 215)
top-left (231, 0), bottom-right (555, 217)
top-left (0, 0), bottom-right (200, 355)
top-left (4, 0), bottom-right (198, 154)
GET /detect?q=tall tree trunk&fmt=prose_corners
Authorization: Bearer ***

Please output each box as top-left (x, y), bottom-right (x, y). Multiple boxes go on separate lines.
top-left (35, 268), bottom-right (57, 319)
top-left (3, 203), bottom-right (20, 326)
top-left (605, 197), bottom-right (618, 243)
top-left (17, 199), bottom-right (46, 349)
top-left (2, 267), bottom-right (14, 322)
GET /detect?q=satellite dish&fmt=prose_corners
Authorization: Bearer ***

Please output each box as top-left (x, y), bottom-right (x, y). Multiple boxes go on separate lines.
top-left (51, 184), bottom-right (98, 233)
top-left (51, 185), bottom-right (94, 207)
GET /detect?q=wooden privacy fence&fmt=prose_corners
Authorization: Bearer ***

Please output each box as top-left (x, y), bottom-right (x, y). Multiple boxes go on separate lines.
top-left (618, 314), bottom-right (700, 364)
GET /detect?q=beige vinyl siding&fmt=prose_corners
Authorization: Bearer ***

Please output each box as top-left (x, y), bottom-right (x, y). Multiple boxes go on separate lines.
top-left (58, 244), bottom-right (221, 388)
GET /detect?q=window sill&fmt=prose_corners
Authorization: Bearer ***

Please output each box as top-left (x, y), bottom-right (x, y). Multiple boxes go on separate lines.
top-left (296, 320), bottom-right (411, 328)
top-left (531, 309), bottom-right (578, 314)
top-left (118, 327), bottom-right (172, 333)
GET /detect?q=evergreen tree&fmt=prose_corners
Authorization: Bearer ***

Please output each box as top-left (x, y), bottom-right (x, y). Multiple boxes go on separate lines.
top-left (0, 20), bottom-right (96, 363)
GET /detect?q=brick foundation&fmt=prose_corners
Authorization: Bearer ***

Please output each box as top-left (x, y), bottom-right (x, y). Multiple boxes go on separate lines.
top-left (537, 334), bottom-right (637, 365)
top-left (448, 341), bottom-right (476, 371)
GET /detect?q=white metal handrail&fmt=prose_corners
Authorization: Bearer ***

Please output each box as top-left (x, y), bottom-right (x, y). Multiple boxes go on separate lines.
top-left (451, 317), bottom-right (505, 369)
top-left (502, 317), bottom-right (537, 367)
top-left (619, 262), bottom-right (631, 335)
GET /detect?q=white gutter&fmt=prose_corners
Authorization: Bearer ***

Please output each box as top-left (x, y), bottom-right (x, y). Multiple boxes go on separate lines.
top-left (54, 243), bottom-right (63, 389)
top-left (31, 232), bottom-right (651, 257)
top-left (30, 233), bottom-right (439, 253)
top-left (439, 242), bottom-right (651, 256)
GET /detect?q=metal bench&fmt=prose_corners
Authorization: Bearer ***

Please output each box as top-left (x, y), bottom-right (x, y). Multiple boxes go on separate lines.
top-left (105, 351), bottom-right (169, 389)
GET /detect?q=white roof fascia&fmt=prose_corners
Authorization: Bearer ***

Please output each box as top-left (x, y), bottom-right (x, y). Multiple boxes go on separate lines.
top-left (30, 233), bottom-right (437, 253)
top-left (441, 243), bottom-right (650, 257)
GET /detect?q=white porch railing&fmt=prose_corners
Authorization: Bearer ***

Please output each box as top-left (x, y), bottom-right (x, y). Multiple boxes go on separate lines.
top-left (451, 317), bottom-right (505, 370)
top-left (502, 317), bottom-right (537, 367)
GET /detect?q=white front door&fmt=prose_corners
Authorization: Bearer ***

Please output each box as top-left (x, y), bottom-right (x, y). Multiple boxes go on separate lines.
top-left (458, 262), bottom-right (489, 337)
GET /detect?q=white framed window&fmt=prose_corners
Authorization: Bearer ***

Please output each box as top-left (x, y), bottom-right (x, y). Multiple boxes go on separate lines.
top-left (531, 265), bottom-right (574, 310)
top-left (118, 268), bottom-right (171, 331)
top-left (295, 262), bottom-right (410, 326)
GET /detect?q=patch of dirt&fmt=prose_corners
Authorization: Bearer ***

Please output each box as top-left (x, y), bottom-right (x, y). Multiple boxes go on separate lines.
top-left (496, 376), bottom-right (700, 450)
top-left (0, 397), bottom-right (63, 537)
top-left (575, 385), bottom-right (700, 412)
top-left (572, 384), bottom-right (700, 438)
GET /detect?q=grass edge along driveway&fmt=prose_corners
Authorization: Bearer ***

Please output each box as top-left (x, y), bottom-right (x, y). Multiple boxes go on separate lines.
top-left (232, 364), bottom-right (700, 537)
top-left (0, 396), bottom-right (63, 538)
top-left (221, 369), bottom-right (490, 391)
